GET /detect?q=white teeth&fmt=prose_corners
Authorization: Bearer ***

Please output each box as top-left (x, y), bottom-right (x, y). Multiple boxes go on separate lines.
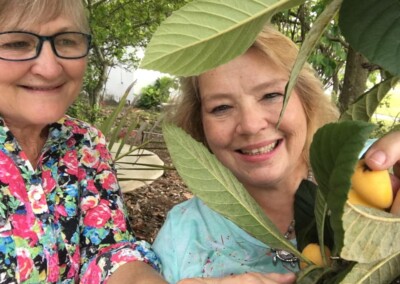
top-left (241, 142), bottom-right (277, 155)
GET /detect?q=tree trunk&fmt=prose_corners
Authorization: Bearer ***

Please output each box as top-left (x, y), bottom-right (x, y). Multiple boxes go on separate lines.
top-left (338, 47), bottom-right (369, 114)
top-left (89, 64), bottom-right (109, 107)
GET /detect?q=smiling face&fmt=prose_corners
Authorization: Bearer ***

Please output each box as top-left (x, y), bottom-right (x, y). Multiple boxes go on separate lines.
top-left (199, 48), bottom-right (308, 192)
top-left (0, 15), bottom-right (87, 129)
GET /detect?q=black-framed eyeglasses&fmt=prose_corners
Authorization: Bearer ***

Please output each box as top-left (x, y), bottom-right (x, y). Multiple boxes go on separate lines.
top-left (0, 31), bottom-right (92, 61)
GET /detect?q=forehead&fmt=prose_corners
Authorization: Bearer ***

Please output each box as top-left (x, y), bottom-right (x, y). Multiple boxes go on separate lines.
top-left (0, 2), bottom-right (86, 32)
top-left (198, 48), bottom-right (288, 95)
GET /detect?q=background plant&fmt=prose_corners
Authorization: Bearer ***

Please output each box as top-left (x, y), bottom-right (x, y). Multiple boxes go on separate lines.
top-left (80, 0), bottom-right (189, 122)
top-left (135, 76), bottom-right (179, 109)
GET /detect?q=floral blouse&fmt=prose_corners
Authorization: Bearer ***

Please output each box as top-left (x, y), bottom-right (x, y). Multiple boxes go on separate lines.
top-left (0, 116), bottom-right (160, 283)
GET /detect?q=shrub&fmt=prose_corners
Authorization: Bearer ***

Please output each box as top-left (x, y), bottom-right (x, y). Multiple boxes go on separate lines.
top-left (135, 76), bottom-right (178, 109)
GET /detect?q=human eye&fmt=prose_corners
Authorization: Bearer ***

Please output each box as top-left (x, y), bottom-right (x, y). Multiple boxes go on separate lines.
top-left (0, 35), bottom-right (35, 51)
top-left (210, 104), bottom-right (232, 115)
top-left (262, 92), bottom-right (283, 100)
top-left (55, 33), bottom-right (85, 48)
top-left (55, 36), bottom-right (78, 47)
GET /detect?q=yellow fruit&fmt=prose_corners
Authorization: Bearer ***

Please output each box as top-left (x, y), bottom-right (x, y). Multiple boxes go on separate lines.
top-left (300, 243), bottom-right (331, 269)
top-left (350, 159), bottom-right (393, 209)
top-left (347, 188), bottom-right (379, 209)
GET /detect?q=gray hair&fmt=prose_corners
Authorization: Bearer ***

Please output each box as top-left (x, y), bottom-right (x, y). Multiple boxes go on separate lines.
top-left (0, 0), bottom-right (89, 33)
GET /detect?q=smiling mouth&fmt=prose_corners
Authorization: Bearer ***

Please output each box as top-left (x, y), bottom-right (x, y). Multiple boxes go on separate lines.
top-left (23, 86), bottom-right (60, 90)
top-left (239, 140), bottom-right (281, 155)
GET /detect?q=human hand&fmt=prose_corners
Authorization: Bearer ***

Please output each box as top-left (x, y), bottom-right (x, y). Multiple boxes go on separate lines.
top-left (363, 131), bottom-right (400, 214)
top-left (177, 272), bottom-right (296, 284)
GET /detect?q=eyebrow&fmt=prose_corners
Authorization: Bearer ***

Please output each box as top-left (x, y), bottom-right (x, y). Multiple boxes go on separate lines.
top-left (201, 79), bottom-right (288, 104)
top-left (251, 79), bottom-right (287, 93)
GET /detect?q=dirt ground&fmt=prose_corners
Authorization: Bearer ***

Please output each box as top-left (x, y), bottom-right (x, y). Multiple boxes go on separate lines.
top-left (122, 136), bottom-right (192, 243)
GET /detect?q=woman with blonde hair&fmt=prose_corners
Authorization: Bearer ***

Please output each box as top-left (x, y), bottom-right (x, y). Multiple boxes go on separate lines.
top-left (154, 24), bottom-right (400, 284)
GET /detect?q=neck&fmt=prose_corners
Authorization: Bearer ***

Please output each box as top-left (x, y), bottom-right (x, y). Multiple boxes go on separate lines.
top-left (5, 121), bottom-right (49, 166)
top-left (245, 162), bottom-right (309, 234)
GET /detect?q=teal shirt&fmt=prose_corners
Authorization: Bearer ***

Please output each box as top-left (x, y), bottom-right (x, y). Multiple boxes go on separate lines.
top-left (153, 197), bottom-right (298, 284)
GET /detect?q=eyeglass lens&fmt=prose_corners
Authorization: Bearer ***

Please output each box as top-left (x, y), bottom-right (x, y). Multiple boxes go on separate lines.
top-left (0, 32), bottom-right (90, 60)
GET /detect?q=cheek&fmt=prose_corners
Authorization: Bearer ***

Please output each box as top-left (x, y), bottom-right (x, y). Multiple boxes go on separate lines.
top-left (203, 119), bottom-right (228, 149)
top-left (0, 63), bottom-right (28, 86)
top-left (66, 60), bottom-right (87, 84)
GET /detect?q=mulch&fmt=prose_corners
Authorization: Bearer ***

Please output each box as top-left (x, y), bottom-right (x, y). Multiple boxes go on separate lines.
top-left (122, 134), bottom-right (192, 243)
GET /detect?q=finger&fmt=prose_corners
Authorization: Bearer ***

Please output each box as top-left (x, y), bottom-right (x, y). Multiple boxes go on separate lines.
top-left (364, 131), bottom-right (400, 171)
top-left (390, 190), bottom-right (400, 215)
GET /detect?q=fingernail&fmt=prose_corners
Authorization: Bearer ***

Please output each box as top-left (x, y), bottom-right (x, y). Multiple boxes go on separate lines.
top-left (369, 150), bottom-right (386, 166)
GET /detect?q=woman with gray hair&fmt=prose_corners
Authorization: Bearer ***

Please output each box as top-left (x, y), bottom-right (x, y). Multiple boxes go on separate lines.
top-left (0, 1), bottom-right (166, 283)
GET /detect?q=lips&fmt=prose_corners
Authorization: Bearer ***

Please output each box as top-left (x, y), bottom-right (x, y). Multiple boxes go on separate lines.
top-left (239, 140), bottom-right (280, 155)
top-left (22, 85), bottom-right (61, 90)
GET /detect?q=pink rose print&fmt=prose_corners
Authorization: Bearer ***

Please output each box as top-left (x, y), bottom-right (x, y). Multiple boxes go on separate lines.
top-left (83, 200), bottom-right (111, 228)
top-left (65, 120), bottom-right (88, 135)
top-left (95, 143), bottom-right (112, 161)
top-left (97, 160), bottom-right (111, 173)
top-left (0, 151), bottom-right (29, 202)
top-left (66, 137), bottom-right (76, 148)
top-left (55, 204), bottom-right (68, 219)
top-left (86, 179), bottom-right (99, 194)
top-left (17, 248), bottom-right (34, 282)
top-left (112, 209), bottom-right (127, 231)
top-left (46, 251), bottom-right (60, 282)
top-left (11, 214), bottom-right (39, 246)
top-left (61, 150), bottom-right (78, 175)
top-left (81, 146), bottom-right (99, 168)
top-left (42, 170), bottom-right (56, 193)
top-left (77, 167), bottom-right (87, 180)
top-left (81, 196), bottom-right (99, 212)
top-left (101, 172), bottom-right (118, 191)
top-left (67, 249), bottom-right (80, 278)
top-left (108, 245), bottom-right (140, 263)
top-left (80, 260), bottom-right (102, 284)
top-left (28, 185), bottom-right (48, 214)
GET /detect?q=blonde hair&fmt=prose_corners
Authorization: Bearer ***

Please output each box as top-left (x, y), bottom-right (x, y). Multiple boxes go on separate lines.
top-left (0, 0), bottom-right (89, 33)
top-left (167, 24), bottom-right (339, 165)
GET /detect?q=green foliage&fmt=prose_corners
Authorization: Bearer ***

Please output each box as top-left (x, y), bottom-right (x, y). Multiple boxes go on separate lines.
top-left (135, 76), bottom-right (178, 109)
top-left (339, 0), bottom-right (400, 76)
top-left (98, 83), bottom-right (170, 182)
top-left (340, 76), bottom-right (400, 124)
top-left (310, 121), bottom-right (376, 256)
top-left (278, 0), bottom-right (343, 126)
top-left (272, 1), bottom-right (347, 89)
top-left (83, 0), bottom-right (189, 107)
top-left (67, 93), bottom-right (103, 124)
top-left (140, 0), bottom-right (304, 76)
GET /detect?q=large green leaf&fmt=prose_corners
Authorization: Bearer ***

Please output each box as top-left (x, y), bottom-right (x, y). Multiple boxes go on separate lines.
top-left (314, 189), bottom-right (332, 258)
top-left (141, 0), bottom-right (304, 76)
top-left (162, 122), bottom-right (302, 257)
top-left (340, 76), bottom-right (400, 122)
top-left (339, 0), bottom-right (400, 76)
top-left (339, 251), bottom-right (400, 284)
top-left (310, 121), bottom-right (376, 256)
top-left (341, 203), bottom-right (400, 263)
top-left (294, 180), bottom-right (319, 251)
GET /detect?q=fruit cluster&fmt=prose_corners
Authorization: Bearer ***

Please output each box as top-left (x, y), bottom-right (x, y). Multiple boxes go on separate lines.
top-left (301, 159), bottom-right (393, 269)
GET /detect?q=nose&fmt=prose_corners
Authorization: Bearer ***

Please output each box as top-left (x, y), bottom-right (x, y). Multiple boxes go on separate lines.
top-left (30, 41), bottom-right (63, 79)
top-left (235, 106), bottom-right (270, 135)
